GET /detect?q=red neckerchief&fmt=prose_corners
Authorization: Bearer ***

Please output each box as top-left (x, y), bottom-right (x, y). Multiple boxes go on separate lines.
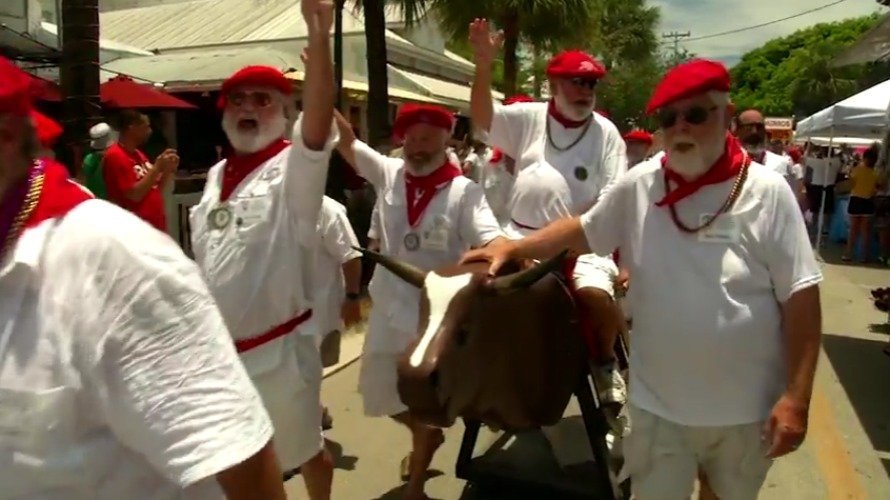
top-left (220, 139), bottom-right (290, 201)
top-left (547, 99), bottom-right (589, 129)
top-left (655, 133), bottom-right (749, 207)
top-left (26, 159), bottom-right (93, 229)
top-left (404, 159), bottom-right (462, 227)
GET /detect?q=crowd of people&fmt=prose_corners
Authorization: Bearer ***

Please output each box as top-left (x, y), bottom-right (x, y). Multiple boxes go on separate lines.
top-left (0, 3), bottom-right (826, 500)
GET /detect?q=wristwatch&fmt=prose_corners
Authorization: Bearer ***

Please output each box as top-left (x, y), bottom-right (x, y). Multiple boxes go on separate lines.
top-left (346, 292), bottom-right (361, 301)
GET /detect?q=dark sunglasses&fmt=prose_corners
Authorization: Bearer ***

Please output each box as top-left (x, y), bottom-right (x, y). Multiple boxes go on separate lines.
top-left (227, 90), bottom-right (275, 108)
top-left (737, 121), bottom-right (766, 131)
top-left (657, 105), bottom-right (717, 129)
top-left (569, 77), bottom-right (598, 90)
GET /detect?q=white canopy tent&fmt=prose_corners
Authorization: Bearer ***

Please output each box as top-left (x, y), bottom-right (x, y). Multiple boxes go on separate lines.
top-left (793, 136), bottom-right (880, 147)
top-left (795, 79), bottom-right (890, 139)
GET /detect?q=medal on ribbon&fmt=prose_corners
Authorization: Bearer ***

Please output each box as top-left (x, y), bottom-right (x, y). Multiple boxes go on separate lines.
top-left (209, 205), bottom-right (233, 230)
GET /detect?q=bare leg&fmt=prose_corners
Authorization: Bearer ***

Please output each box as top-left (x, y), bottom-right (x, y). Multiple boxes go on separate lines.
top-left (698, 468), bottom-right (719, 500)
top-left (845, 217), bottom-right (861, 260)
top-left (391, 413), bottom-right (444, 500)
top-left (301, 447), bottom-right (334, 500)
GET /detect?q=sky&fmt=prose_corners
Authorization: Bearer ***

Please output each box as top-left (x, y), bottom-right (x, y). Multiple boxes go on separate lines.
top-left (653, 0), bottom-right (886, 66)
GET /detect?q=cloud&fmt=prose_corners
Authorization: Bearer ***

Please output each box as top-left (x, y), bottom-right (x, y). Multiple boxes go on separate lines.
top-left (653, 0), bottom-right (885, 65)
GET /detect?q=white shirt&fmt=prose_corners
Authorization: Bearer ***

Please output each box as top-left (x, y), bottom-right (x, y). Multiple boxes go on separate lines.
top-left (488, 101), bottom-right (627, 214)
top-left (0, 200), bottom-right (272, 499)
top-left (310, 196), bottom-right (362, 337)
top-left (759, 150), bottom-right (797, 188)
top-left (350, 140), bottom-right (503, 353)
top-left (480, 153), bottom-right (515, 224)
top-left (807, 156), bottom-right (841, 186)
top-left (504, 161), bottom-right (572, 238)
top-left (190, 116), bottom-right (339, 378)
top-left (580, 159), bottom-right (823, 426)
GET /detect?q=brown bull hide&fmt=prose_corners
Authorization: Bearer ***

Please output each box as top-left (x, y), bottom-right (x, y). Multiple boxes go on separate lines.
top-left (357, 249), bottom-right (586, 432)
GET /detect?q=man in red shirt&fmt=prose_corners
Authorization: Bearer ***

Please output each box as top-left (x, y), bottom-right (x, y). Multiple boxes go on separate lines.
top-left (103, 109), bottom-right (178, 231)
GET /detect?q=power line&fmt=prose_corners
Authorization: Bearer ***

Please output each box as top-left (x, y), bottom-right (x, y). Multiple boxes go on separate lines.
top-left (662, 31), bottom-right (691, 57)
top-left (660, 0), bottom-right (849, 45)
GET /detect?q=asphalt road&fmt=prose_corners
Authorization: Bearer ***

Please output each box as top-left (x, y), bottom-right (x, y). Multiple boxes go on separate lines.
top-left (286, 252), bottom-right (890, 499)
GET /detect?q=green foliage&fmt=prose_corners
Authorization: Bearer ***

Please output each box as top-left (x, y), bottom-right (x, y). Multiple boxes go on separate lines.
top-left (730, 14), bottom-right (886, 117)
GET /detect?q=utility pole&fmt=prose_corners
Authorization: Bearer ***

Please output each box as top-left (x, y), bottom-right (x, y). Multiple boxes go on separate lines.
top-left (662, 31), bottom-right (691, 59)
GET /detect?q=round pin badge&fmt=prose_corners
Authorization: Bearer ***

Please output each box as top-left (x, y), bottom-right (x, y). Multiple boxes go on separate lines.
top-left (574, 166), bottom-right (588, 181)
top-left (209, 206), bottom-right (233, 230)
top-left (404, 232), bottom-right (420, 251)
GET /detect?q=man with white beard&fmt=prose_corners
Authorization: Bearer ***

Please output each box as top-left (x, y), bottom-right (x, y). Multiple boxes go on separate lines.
top-left (332, 103), bottom-right (505, 500)
top-left (462, 59), bottom-right (823, 499)
top-left (188, 1), bottom-right (337, 498)
top-left (469, 19), bottom-right (628, 420)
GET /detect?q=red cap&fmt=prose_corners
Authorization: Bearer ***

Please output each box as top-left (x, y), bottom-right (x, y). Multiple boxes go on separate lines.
top-left (623, 129), bottom-right (653, 145)
top-left (392, 103), bottom-right (454, 140)
top-left (31, 110), bottom-right (63, 149)
top-left (546, 50), bottom-right (606, 79)
top-left (0, 57), bottom-right (33, 117)
top-left (218, 65), bottom-right (292, 109)
top-left (646, 59), bottom-right (730, 115)
top-left (788, 147), bottom-right (803, 164)
top-left (504, 94), bottom-right (534, 105)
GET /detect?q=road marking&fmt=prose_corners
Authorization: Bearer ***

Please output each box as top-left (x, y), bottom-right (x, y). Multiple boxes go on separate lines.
top-left (810, 386), bottom-right (867, 499)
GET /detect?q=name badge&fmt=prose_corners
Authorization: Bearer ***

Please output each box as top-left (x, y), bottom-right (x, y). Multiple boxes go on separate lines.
top-left (698, 213), bottom-right (739, 244)
top-left (422, 229), bottom-right (448, 251)
top-left (234, 196), bottom-right (271, 227)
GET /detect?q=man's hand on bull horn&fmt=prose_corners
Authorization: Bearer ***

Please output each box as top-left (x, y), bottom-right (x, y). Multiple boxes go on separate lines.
top-left (460, 238), bottom-right (519, 277)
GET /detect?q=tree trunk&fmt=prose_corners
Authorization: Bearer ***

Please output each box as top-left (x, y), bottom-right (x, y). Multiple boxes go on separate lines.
top-left (500, 12), bottom-right (521, 96)
top-left (532, 44), bottom-right (542, 98)
top-left (59, 0), bottom-right (101, 175)
top-left (362, 0), bottom-right (391, 148)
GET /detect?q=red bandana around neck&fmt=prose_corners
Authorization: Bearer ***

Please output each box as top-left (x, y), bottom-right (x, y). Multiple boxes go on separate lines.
top-left (404, 159), bottom-right (462, 227)
top-left (547, 100), bottom-right (589, 129)
top-left (220, 138), bottom-right (290, 201)
top-left (655, 133), bottom-right (749, 207)
top-left (26, 159), bottom-right (93, 230)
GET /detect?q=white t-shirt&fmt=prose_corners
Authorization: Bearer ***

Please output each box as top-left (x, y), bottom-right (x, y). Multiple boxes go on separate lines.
top-left (0, 200), bottom-right (272, 499)
top-left (807, 156), bottom-right (841, 186)
top-left (579, 159), bottom-right (823, 426)
top-left (760, 150), bottom-right (794, 185)
top-left (488, 101), bottom-right (627, 214)
top-left (311, 196), bottom-right (362, 337)
top-left (350, 140), bottom-right (503, 353)
top-left (504, 161), bottom-right (573, 238)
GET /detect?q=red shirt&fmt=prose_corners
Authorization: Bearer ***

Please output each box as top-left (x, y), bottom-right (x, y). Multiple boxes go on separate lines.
top-left (102, 143), bottom-right (167, 232)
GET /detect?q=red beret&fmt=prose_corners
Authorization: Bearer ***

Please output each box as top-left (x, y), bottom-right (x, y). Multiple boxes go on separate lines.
top-left (31, 110), bottom-right (63, 149)
top-left (623, 129), bottom-right (653, 144)
top-left (546, 50), bottom-right (606, 79)
top-left (392, 103), bottom-right (454, 140)
top-left (0, 57), bottom-right (33, 117)
top-left (646, 59), bottom-right (730, 114)
top-left (504, 94), bottom-right (534, 105)
top-left (218, 65), bottom-right (292, 108)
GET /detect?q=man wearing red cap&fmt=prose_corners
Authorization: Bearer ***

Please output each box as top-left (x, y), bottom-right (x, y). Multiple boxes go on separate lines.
top-left (0, 58), bottom-right (287, 498)
top-left (333, 101), bottom-right (505, 499)
top-left (188, 1), bottom-right (338, 498)
top-left (469, 19), bottom-right (628, 418)
top-left (462, 59), bottom-right (823, 499)
top-left (623, 129), bottom-right (654, 168)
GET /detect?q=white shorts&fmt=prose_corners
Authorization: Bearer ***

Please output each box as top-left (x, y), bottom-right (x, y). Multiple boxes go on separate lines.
top-left (251, 334), bottom-right (324, 470)
top-left (621, 405), bottom-right (773, 500)
top-left (358, 352), bottom-right (409, 417)
top-left (572, 253), bottom-right (618, 297)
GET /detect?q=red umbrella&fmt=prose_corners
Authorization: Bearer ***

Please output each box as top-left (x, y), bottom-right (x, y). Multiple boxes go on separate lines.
top-left (101, 76), bottom-right (196, 109)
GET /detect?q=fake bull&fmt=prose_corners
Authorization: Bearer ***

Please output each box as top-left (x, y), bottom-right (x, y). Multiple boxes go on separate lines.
top-left (359, 249), bottom-right (587, 432)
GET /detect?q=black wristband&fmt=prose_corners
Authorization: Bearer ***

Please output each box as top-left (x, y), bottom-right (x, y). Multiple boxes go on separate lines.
top-left (346, 292), bottom-right (361, 301)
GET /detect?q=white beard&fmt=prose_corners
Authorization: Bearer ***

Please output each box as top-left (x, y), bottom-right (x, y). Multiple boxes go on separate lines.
top-left (222, 112), bottom-right (288, 154)
top-left (403, 150), bottom-right (447, 176)
top-left (554, 93), bottom-right (595, 122)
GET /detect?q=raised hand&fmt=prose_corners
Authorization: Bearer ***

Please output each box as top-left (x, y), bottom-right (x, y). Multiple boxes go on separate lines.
top-left (468, 18), bottom-right (503, 65)
top-left (302, 0), bottom-right (334, 35)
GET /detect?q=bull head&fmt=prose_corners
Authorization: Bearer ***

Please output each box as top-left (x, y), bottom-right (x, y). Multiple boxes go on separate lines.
top-left (354, 246), bottom-right (572, 428)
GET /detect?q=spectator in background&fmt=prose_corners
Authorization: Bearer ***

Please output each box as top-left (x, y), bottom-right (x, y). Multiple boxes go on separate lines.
top-left (81, 122), bottom-right (115, 199)
top-left (103, 109), bottom-right (179, 232)
top-left (843, 144), bottom-right (883, 263)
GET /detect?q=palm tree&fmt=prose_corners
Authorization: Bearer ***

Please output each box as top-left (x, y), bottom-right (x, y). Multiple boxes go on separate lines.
top-left (59, 0), bottom-right (101, 174)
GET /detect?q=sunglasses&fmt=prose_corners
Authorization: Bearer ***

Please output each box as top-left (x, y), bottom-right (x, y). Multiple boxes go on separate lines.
top-left (227, 90), bottom-right (275, 109)
top-left (657, 105), bottom-right (717, 129)
top-left (569, 77), bottom-right (598, 90)
top-left (737, 121), bottom-right (766, 131)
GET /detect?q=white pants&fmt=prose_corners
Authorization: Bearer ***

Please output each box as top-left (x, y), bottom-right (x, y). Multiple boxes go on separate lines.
top-left (572, 253), bottom-right (618, 297)
top-left (251, 334), bottom-right (324, 470)
top-left (358, 352), bottom-right (409, 417)
top-left (620, 405), bottom-right (773, 500)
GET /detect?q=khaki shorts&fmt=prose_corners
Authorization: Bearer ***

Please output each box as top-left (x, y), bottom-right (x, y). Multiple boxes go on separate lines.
top-left (620, 405), bottom-right (773, 500)
top-left (320, 330), bottom-right (341, 368)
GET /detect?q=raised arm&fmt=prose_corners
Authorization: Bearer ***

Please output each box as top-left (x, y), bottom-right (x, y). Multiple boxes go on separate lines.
top-left (468, 18), bottom-right (503, 133)
top-left (300, 0), bottom-right (335, 151)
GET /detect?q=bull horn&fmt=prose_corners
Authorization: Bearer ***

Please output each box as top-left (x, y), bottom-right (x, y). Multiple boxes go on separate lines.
top-left (353, 246), bottom-right (427, 288)
top-left (490, 250), bottom-right (569, 292)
